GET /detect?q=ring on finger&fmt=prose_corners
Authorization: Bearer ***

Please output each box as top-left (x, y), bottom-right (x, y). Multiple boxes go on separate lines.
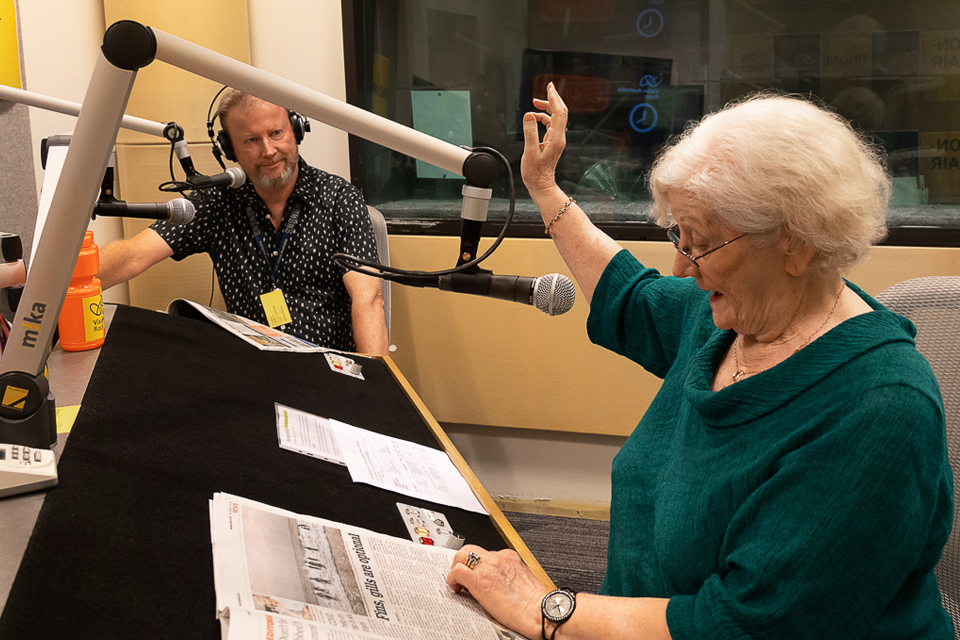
top-left (465, 552), bottom-right (481, 570)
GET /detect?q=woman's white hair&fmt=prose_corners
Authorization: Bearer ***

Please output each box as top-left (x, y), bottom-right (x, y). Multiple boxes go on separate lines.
top-left (648, 93), bottom-right (890, 274)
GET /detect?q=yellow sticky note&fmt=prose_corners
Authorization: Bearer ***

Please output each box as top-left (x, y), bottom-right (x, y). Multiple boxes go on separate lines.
top-left (260, 289), bottom-right (292, 328)
top-left (56, 405), bottom-right (81, 434)
top-left (0, 0), bottom-right (23, 89)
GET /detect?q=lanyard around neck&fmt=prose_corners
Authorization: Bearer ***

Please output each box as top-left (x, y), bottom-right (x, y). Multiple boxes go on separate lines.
top-left (245, 201), bottom-right (301, 288)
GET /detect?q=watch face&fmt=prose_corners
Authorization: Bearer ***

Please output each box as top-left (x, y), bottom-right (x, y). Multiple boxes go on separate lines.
top-left (542, 590), bottom-right (575, 623)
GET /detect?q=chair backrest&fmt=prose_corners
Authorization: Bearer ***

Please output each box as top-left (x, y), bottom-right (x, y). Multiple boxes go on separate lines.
top-left (367, 205), bottom-right (390, 340)
top-left (877, 276), bottom-right (960, 632)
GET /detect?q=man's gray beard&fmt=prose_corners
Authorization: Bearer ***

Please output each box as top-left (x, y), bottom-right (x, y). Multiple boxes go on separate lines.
top-left (252, 157), bottom-right (296, 191)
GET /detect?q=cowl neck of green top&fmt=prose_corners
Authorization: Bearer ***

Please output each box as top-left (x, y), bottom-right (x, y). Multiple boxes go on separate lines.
top-left (684, 285), bottom-right (921, 429)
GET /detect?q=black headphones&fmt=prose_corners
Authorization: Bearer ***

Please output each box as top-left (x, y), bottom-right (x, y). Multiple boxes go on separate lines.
top-left (206, 89), bottom-right (311, 168)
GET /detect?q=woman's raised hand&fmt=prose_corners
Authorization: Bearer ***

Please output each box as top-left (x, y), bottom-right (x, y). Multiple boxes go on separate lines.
top-left (521, 82), bottom-right (569, 202)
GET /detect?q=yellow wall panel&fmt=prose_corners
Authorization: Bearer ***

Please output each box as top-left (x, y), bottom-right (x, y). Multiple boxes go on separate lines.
top-left (101, 0), bottom-right (248, 311)
top-left (103, 0), bottom-right (251, 144)
top-left (0, 0), bottom-right (22, 89)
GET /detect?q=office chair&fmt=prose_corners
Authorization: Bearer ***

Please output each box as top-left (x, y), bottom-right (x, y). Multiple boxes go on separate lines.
top-left (877, 276), bottom-right (960, 633)
top-left (367, 205), bottom-right (391, 341)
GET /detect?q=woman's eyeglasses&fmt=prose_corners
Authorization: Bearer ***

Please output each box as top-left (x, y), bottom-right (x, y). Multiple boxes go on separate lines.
top-left (667, 225), bottom-right (748, 265)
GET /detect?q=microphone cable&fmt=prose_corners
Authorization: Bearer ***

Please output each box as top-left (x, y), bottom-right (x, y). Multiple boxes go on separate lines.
top-left (332, 145), bottom-right (516, 285)
top-left (158, 141), bottom-right (203, 201)
top-left (206, 85), bottom-right (230, 171)
top-left (157, 84), bottom-right (230, 201)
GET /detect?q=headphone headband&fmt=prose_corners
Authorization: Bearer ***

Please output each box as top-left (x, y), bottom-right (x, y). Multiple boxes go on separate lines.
top-left (207, 92), bottom-right (310, 166)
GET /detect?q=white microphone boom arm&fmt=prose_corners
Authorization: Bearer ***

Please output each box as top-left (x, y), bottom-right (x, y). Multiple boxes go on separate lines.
top-left (0, 20), bottom-right (500, 460)
top-left (146, 25), bottom-right (498, 185)
top-left (0, 53), bottom-right (136, 455)
top-left (0, 83), bottom-right (166, 138)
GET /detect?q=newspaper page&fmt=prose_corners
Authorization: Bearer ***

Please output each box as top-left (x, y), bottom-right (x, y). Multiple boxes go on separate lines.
top-left (211, 493), bottom-right (525, 640)
top-left (166, 299), bottom-right (330, 352)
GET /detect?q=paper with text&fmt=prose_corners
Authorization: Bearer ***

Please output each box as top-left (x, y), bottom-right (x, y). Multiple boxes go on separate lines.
top-left (332, 420), bottom-right (487, 515)
top-left (275, 403), bottom-right (346, 465)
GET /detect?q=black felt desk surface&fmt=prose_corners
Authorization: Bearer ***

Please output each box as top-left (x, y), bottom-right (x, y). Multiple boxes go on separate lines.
top-left (0, 305), bottom-right (505, 639)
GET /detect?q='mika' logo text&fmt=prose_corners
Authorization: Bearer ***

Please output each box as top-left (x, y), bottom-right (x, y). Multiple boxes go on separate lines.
top-left (21, 303), bottom-right (46, 348)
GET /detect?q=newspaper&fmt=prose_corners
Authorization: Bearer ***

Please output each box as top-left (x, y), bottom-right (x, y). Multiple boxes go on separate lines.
top-left (211, 493), bottom-right (525, 640)
top-left (166, 299), bottom-right (330, 352)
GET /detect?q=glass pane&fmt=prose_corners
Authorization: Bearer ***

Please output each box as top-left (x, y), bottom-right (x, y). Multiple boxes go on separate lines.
top-left (354, 0), bottom-right (960, 232)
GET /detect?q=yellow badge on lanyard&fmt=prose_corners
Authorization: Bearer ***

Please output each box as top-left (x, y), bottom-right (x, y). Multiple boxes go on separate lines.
top-left (260, 289), bottom-right (292, 328)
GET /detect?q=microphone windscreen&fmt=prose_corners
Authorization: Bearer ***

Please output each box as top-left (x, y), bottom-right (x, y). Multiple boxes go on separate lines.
top-left (226, 167), bottom-right (246, 188)
top-left (534, 273), bottom-right (576, 316)
top-left (168, 198), bottom-right (196, 225)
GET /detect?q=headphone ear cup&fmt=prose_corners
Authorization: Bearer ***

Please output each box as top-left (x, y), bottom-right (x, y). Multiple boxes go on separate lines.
top-left (216, 130), bottom-right (236, 163)
top-left (288, 111), bottom-right (310, 145)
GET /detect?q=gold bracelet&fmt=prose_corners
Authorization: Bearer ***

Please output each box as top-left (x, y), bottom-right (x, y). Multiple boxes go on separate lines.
top-left (545, 197), bottom-right (575, 235)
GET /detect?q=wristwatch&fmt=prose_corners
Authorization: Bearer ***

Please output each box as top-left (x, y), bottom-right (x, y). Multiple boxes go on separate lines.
top-left (541, 587), bottom-right (576, 640)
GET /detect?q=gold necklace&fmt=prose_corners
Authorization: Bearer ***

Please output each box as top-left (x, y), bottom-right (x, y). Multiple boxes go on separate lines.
top-left (732, 282), bottom-right (845, 383)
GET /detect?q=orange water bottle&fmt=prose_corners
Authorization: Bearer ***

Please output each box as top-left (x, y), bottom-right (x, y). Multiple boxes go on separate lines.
top-left (58, 231), bottom-right (105, 351)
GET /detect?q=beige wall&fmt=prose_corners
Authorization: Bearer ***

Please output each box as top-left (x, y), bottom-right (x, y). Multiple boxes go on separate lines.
top-left (19, 0), bottom-right (105, 197)
top-left (388, 236), bottom-right (960, 436)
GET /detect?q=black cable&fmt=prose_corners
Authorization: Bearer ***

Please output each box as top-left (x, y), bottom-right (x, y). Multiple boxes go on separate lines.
top-left (207, 85), bottom-right (228, 126)
top-left (207, 85), bottom-right (230, 170)
top-left (332, 145), bottom-right (515, 283)
top-left (209, 263), bottom-right (216, 307)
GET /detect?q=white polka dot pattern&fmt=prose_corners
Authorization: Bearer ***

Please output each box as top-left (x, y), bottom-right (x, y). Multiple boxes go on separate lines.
top-left (151, 159), bottom-right (378, 351)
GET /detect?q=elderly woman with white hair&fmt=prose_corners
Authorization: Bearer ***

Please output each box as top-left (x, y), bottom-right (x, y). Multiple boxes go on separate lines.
top-left (446, 84), bottom-right (954, 639)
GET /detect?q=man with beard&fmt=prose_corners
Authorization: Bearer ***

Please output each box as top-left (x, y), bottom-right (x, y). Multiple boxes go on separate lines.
top-left (98, 91), bottom-right (388, 355)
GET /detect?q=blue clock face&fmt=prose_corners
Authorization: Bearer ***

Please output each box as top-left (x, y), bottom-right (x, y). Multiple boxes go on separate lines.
top-left (629, 103), bottom-right (659, 133)
top-left (637, 9), bottom-right (664, 38)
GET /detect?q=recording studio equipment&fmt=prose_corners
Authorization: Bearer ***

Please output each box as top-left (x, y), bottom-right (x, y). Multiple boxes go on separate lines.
top-left (93, 198), bottom-right (196, 225)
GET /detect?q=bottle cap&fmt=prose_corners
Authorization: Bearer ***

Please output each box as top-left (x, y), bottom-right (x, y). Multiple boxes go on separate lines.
top-left (72, 231), bottom-right (99, 279)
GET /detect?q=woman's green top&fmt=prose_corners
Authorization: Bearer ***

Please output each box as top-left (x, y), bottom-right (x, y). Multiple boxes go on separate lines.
top-left (588, 250), bottom-right (954, 639)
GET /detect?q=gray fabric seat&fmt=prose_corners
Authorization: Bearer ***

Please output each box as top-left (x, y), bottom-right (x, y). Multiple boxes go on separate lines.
top-left (367, 205), bottom-right (390, 341)
top-left (878, 276), bottom-right (960, 636)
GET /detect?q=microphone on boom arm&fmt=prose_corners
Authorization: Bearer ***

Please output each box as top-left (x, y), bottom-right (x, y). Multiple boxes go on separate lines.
top-left (93, 198), bottom-right (196, 225)
top-left (390, 270), bottom-right (576, 316)
top-left (334, 146), bottom-right (576, 316)
top-left (163, 122), bottom-right (246, 191)
top-left (173, 138), bottom-right (245, 189)
top-left (92, 148), bottom-right (196, 225)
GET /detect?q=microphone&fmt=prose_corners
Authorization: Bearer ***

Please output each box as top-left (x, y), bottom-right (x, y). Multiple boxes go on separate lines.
top-left (173, 138), bottom-right (245, 189)
top-left (435, 271), bottom-right (576, 316)
top-left (186, 167), bottom-right (245, 189)
top-left (93, 198), bottom-right (196, 225)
